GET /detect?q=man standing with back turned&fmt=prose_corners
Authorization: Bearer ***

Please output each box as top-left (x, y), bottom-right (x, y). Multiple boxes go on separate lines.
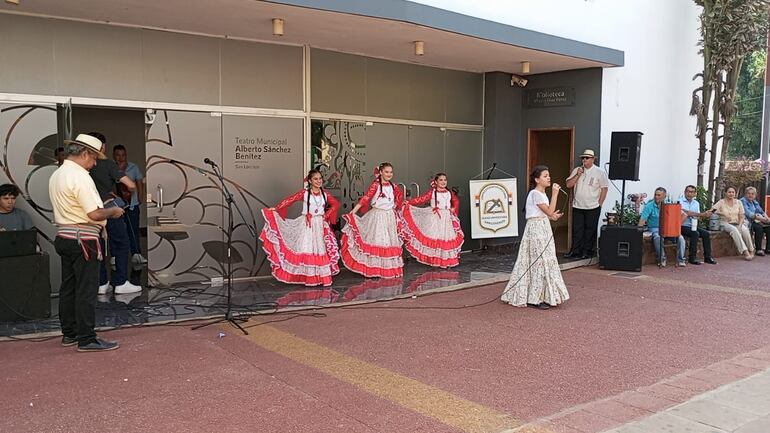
top-left (49, 134), bottom-right (124, 352)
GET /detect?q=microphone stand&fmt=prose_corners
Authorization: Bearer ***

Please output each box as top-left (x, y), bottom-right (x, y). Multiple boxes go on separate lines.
top-left (192, 160), bottom-right (257, 335)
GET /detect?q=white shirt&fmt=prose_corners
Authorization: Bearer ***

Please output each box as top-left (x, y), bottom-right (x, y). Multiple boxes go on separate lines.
top-left (568, 165), bottom-right (609, 210)
top-left (431, 191), bottom-right (452, 209)
top-left (371, 184), bottom-right (395, 210)
top-left (302, 191), bottom-right (327, 216)
top-left (525, 189), bottom-right (549, 219)
top-left (48, 160), bottom-right (105, 226)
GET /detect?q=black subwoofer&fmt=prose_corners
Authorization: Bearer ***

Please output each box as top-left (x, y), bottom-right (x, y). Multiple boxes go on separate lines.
top-left (599, 225), bottom-right (643, 272)
top-left (0, 253), bottom-right (51, 322)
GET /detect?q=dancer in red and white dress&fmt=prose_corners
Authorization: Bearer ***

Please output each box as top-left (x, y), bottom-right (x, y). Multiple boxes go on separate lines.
top-left (341, 162), bottom-right (404, 278)
top-left (259, 169), bottom-right (340, 286)
top-left (399, 172), bottom-right (464, 268)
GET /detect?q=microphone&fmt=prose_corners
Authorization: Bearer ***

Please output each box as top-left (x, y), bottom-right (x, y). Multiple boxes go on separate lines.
top-left (203, 157), bottom-right (218, 167)
top-left (552, 184), bottom-right (569, 197)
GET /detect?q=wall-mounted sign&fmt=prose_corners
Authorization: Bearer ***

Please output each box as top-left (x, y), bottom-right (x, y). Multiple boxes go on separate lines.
top-left (524, 87), bottom-right (575, 108)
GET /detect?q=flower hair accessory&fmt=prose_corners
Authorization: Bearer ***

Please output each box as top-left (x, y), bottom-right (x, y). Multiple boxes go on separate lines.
top-left (430, 179), bottom-right (437, 189)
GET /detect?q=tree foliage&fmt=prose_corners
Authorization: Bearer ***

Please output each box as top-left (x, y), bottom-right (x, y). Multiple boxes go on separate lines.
top-left (690, 0), bottom-right (769, 202)
top-left (729, 50), bottom-right (766, 159)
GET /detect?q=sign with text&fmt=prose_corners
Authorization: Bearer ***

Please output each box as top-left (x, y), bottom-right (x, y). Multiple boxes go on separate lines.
top-left (524, 87), bottom-right (575, 108)
top-left (469, 178), bottom-right (519, 239)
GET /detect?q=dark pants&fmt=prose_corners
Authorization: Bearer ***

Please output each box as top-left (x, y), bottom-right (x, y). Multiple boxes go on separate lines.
top-left (570, 207), bottom-right (601, 256)
top-left (100, 217), bottom-right (129, 286)
top-left (750, 221), bottom-right (770, 252)
top-left (55, 237), bottom-right (99, 345)
top-left (680, 226), bottom-right (713, 261)
top-left (126, 207), bottom-right (141, 255)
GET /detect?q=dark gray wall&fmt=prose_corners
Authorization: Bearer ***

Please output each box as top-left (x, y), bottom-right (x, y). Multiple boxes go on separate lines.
top-left (482, 68), bottom-right (603, 243)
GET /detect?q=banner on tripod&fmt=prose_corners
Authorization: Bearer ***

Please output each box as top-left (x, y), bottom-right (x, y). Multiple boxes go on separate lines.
top-left (469, 178), bottom-right (519, 239)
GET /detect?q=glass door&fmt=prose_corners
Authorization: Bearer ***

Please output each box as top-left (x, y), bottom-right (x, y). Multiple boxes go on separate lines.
top-left (145, 110), bottom-right (224, 287)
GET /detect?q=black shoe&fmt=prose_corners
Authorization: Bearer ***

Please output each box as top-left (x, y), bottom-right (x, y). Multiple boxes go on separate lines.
top-left (704, 257), bottom-right (717, 265)
top-left (765, 250), bottom-right (770, 255)
top-left (537, 303), bottom-right (551, 310)
top-left (688, 259), bottom-right (702, 265)
top-left (61, 336), bottom-right (77, 347)
top-left (563, 252), bottom-right (579, 259)
top-left (77, 338), bottom-right (119, 352)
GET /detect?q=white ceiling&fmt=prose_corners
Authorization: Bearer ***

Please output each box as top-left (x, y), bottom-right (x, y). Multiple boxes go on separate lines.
top-left (0, 0), bottom-right (612, 74)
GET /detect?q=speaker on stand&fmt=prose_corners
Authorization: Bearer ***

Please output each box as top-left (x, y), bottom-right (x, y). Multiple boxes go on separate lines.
top-left (600, 131), bottom-right (644, 271)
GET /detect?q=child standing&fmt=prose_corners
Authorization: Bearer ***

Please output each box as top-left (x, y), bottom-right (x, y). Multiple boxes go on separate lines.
top-left (399, 173), bottom-right (464, 268)
top-left (260, 169), bottom-right (340, 286)
top-left (341, 162), bottom-right (404, 278)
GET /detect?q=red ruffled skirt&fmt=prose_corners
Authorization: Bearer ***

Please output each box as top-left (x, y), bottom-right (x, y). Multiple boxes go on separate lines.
top-left (341, 208), bottom-right (403, 278)
top-left (259, 209), bottom-right (340, 287)
top-left (398, 206), bottom-right (464, 268)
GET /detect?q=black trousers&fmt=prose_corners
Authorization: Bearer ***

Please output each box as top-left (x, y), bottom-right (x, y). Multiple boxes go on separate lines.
top-left (750, 221), bottom-right (770, 251)
top-left (54, 237), bottom-right (99, 344)
top-left (680, 226), bottom-right (712, 261)
top-left (570, 207), bottom-right (601, 256)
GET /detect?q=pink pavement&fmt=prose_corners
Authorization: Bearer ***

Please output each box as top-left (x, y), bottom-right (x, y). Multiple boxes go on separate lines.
top-left (3, 255), bottom-right (770, 433)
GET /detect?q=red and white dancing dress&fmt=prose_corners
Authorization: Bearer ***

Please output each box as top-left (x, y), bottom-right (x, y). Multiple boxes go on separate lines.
top-left (399, 188), bottom-right (464, 268)
top-left (259, 189), bottom-right (340, 286)
top-left (341, 181), bottom-right (404, 278)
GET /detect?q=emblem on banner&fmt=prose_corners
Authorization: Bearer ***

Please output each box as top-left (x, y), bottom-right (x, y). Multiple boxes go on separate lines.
top-left (474, 183), bottom-right (513, 232)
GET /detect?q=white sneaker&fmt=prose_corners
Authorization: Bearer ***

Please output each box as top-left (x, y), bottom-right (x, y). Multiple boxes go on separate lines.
top-left (114, 281), bottom-right (142, 294)
top-left (132, 253), bottom-right (148, 264)
top-left (98, 284), bottom-right (111, 295)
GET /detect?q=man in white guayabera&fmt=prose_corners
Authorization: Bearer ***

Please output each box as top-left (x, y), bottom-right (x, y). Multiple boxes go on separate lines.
top-left (564, 149), bottom-right (608, 259)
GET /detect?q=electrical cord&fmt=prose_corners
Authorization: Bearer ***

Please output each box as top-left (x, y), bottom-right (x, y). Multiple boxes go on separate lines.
top-left (3, 188), bottom-right (574, 340)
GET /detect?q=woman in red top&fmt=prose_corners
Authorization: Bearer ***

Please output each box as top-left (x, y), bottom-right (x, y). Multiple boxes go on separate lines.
top-left (259, 169), bottom-right (340, 286)
top-left (399, 172), bottom-right (464, 268)
top-left (341, 162), bottom-right (404, 278)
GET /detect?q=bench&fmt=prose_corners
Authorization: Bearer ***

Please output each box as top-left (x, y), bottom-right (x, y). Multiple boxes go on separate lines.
top-left (641, 230), bottom-right (740, 265)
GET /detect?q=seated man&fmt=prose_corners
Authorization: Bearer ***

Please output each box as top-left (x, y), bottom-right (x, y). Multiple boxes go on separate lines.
top-left (638, 187), bottom-right (686, 267)
top-left (741, 186), bottom-right (770, 255)
top-left (0, 183), bottom-right (34, 231)
top-left (679, 185), bottom-right (717, 265)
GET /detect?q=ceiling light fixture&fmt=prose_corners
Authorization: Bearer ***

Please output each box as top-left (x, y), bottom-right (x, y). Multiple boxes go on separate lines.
top-left (414, 41), bottom-right (425, 56)
top-left (272, 18), bottom-right (284, 36)
top-left (521, 61), bottom-right (531, 74)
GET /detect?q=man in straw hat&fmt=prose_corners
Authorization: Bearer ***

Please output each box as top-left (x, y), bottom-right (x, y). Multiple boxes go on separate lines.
top-left (564, 149), bottom-right (608, 259)
top-left (49, 133), bottom-right (125, 352)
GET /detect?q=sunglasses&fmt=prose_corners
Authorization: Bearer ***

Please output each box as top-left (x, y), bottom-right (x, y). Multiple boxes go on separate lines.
top-left (581, 156), bottom-right (593, 160)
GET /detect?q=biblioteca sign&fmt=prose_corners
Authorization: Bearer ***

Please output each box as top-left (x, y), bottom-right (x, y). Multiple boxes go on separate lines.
top-left (525, 87), bottom-right (575, 108)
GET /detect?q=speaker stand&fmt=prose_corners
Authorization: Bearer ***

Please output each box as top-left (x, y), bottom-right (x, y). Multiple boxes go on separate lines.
top-left (619, 180), bottom-right (627, 225)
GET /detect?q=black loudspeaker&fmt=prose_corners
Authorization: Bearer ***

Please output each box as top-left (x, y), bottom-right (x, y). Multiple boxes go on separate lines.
top-left (0, 253), bottom-right (51, 322)
top-left (599, 225), bottom-right (643, 272)
top-left (609, 131), bottom-right (643, 181)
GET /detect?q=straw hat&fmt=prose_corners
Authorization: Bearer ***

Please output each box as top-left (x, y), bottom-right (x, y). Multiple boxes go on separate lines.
top-left (579, 149), bottom-right (596, 158)
top-left (63, 134), bottom-right (107, 159)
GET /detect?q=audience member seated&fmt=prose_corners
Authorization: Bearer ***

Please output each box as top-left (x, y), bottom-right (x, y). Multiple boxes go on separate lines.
top-left (638, 187), bottom-right (686, 268)
top-left (712, 186), bottom-right (754, 260)
top-left (679, 185), bottom-right (717, 265)
top-left (741, 186), bottom-right (770, 256)
top-left (0, 183), bottom-right (34, 231)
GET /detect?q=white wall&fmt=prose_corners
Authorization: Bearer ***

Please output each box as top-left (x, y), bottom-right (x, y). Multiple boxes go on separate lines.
top-left (412, 0), bottom-right (704, 205)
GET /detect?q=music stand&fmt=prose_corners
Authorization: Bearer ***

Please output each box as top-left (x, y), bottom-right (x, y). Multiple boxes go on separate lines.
top-left (192, 159), bottom-right (257, 335)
